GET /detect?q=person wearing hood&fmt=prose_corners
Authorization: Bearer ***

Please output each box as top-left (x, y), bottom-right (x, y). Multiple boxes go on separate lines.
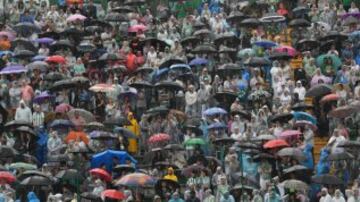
top-left (185, 85), bottom-right (198, 117)
top-left (346, 189), bottom-right (356, 202)
top-left (15, 100), bottom-right (32, 123)
top-left (125, 112), bottom-right (140, 154)
top-left (293, 80), bottom-right (306, 101)
top-left (332, 189), bottom-right (345, 202)
top-left (163, 167), bottom-right (178, 182)
top-left (27, 192), bottom-right (40, 202)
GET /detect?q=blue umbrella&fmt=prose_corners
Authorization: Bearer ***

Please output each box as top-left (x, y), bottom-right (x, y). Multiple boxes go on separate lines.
top-left (33, 91), bottom-right (54, 103)
top-left (207, 122), bottom-right (227, 130)
top-left (0, 64), bottom-right (27, 75)
top-left (0, 51), bottom-right (13, 57)
top-left (152, 68), bottom-right (169, 80)
top-left (32, 55), bottom-right (46, 61)
top-left (292, 111), bottom-right (317, 125)
top-left (253, 40), bottom-right (278, 48)
top-left (34, 37), bottom-right (54, 44)
top-left (189, 58), bottom-right (208, 66)
top-left (203, 107), bottom-right (228, 116)
top-left (170, 64), bottom-right (191, 71)
top-left (91, 150), bottom-right (137, 172)
top-left (89, 130), bottom-right (117, 139)
top-left (49, 119), bottom-right (73, 129)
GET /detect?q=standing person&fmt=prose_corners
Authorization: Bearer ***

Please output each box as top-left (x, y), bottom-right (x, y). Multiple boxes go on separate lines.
top-left (84, 0), bottom-right (97, 19)
top-left (20, 80), bottom-right (34, 107)
top-left (197, 82), bottom-right (211, 115)
top-left (185, 85), bottom-right (198, 117)
top-left (32, 105), bottom-right (44, 128)
top-left (125, 112), bottom-right (140, 155)
top-left (15, 100), bottom-right (32, 123)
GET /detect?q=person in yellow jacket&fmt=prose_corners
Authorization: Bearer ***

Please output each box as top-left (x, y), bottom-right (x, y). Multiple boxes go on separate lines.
top-left (163, 167), bottom-right (178, 182)
top-left (125, 112), bottom-right (140, 154)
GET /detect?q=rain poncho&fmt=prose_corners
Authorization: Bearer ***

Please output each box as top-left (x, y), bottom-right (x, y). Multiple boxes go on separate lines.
top-left (316, 148), bottom-right (330, 175)
top-left (301, 144), bottom-right (314, 169)
top-left (125, 112), bottom-right (140, 153)
top-left (27, 192), bottom-right (40, 202)
top-left (35, 127), bottom-right (48, 166)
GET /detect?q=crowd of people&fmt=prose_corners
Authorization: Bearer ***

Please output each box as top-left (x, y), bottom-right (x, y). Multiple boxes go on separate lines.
top-left (0, 0), bottom-right (359, 201)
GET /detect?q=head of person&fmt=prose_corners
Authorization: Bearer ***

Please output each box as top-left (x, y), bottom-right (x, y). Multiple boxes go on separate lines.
top-left (167, 167), bottom-right (174, 175)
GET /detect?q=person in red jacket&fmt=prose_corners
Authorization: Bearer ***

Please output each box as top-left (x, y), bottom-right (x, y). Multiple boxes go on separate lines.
top-left (126, 49), bottom-right (137, 73)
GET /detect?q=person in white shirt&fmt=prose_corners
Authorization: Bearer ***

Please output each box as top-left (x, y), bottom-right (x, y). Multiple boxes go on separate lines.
top-left (146, 46), bottom-right (157, 66)
top-left (32, 104), bottom-right (44, 128)
top-left (293, 80), bottom-right (306, 101)
top-left (327, 129), bottom-right (346, 154)
top-left (320, 188), bottom-right (332, 202)
top-left (230, 126), bottom-right (242, 140)
top-left (15, 100), bottom-right (32, 123)
top-left (185, 85), bottom-right (198, 117)
top-left (280, 90), bottom-right (292, 107)
top-left (332, 189), bottom-right (346, 202)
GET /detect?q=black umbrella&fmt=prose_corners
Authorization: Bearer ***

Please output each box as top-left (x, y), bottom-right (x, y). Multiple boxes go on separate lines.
top-left (181, 36), bottom-right (200, 47)
top-left (5, 120), bottom-right (32, 129)
top-left (164, 144), bottom-right (184, 151)
top-left (159, 58), bottom-right (185, 69)
top-left (269, 113), bottom-right (293, 123)
top-left (245, 57), bottom-right (271, 67)
top-left (132, 66), bottom-right (154, 75)
top-left (295, 39), bottom-right (319, 51)
top-left (327, 152), bottom-right (354, 161)
top-left (192, 44), bottom-right (217, 54)
top-left (216, 63), bottom-right (243, 76)
top-left (252, 134), bottom-right (276, 142)
top-left (319, 31), bottom-right (348, 42)
top-left (277, 148), bottom-right (306, 161)
top-left (338, 140), bottom-right (360, 148)
top-left (268, 52), bottom-right (293, 61)
top-left (260, 12), bottom-right (286, 23)
top-left (292, 6), bottom-right (310, 16)
top-left (13, 22), bottom-right (40, 36)
top-left (56, 169), bottom-right (84, 182)
top-left (312, 174), bottom-right (343, 185)
top-left (218, 46), bottom-right (237, 54)
top-left (319, 40), bottom-right (337, 53)
top-left (111, 6), bottom-right (135, 13)
top-left (113, 127), bottom-right (138, 139)
top-left (104, 117), bottom-right (131, 126)
top-left (183, 124), bottom-right (203, 136)
top-left (213, 137), bottom-right (235, 145)
top-left (80, 192), bottom-right (101, 201)
top-left (18, 171), bottom-right (51, 181)
top-left (20, 175), bottom-right (53, 186)
top-left (227, 11), bottom-right (248, 23)
top-left (129, 81), bottom-right (153, 89)
top-left (113, 164), bottom-right (136, 173)
top-left (289, 18), bottom-right (311, 27)
top-left (155, 81), bottom-right (184, 91)
top-left (283, 165), bottom-right (310, 176)
top-left (236, 142), bottom-right (260, 150)
top-left (15, 126), bottom-right (36, 136)
top-left (292, 102), bottom-right (314, 111)
top-left (48, 79), bottom-right (74, 92)
top-left (193, 29), bottom-right (211, 37)
top-left (13, 50), bottom-right (35, 59)
top-left (85, 26), bottom-right (103, 33)
top-left (146, 106), bottom-right (169, 115)
top-left (253, 153), bottom-right (275, 162)
top-left (124, 0), bottom-right (145, 5)
top-left (138, 37), bottom-right (169, 51)
top-left (85, 20), bottom-right (112, 28)
top-left (26, 61), bottom-right (49, 72)
top-left (50, 39), bottom-right (74, 53)
top-left (77, 42), bottom-right (96, 53)
top-left (213, 91), bottom-right (238, 103)
top-left (0, 145), bottom-right (18, 159)
top-left (61, 28), bottom-right (85, 38)
top-left (305, 84), bottom-right (333, 97)
top-left (38, 31), bottom-right (60, 40)
top-left (86, 122), bottom-right (105, 130)
top-left (11, 38), bottom-right (36, 52)
top-left (44, 72), bottom-right (67, 81)
top-left (105, 12), bottom-right (128, 22)
top-left (90, 131), bottom-right (118, 140)
top-left (239, 18), bottom-right (260, 28)
top-left (99, 53), bottom-right (124, 61)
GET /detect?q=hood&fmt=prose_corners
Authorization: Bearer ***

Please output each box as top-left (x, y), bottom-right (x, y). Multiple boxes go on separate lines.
top-left (27, 192), bottom-right (40, 202)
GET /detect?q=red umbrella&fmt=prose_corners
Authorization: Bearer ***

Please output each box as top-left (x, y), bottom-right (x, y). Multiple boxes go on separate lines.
top-left (328, 105), bottom-right (356, 118)
top-left (101, 189), bottom-right (125, 200)
top-left (279, 130), bottom-right (302, 139)
top-left (89, 168), bottom-right (112, 182)
top-left (55, 103), bottom-right (73, 113)
top-left (263, 139), bottom-right (289, 149)
top-left (128, 24), bottom-right (147, 33)
top-left (148, 133), bottom-right (171, 144)
top-left (46, 55), bottom-right (66, 64)
top-left (0, 171), bottom-right (16, 184)
top-left (320, 93), bottom-right (339, 104)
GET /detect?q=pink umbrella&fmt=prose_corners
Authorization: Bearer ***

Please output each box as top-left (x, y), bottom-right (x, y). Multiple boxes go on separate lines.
top-left (280, 130), bottom-right (302, 139)
top-left (66, 14), bottom-right (87, 22)
top-left (0, 31), bottom-right (16, 41)
top-left (274, 45), bottom-right (297, 56)
top-left (55, 103), bottom-right (73, 113)
top-left (310, 75), bottom-right (332, 87)
top-left (128, 24), bottom-right (147, 33)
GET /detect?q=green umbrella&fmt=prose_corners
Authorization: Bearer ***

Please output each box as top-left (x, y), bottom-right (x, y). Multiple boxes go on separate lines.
top-left (184, 138), bottom-right (206, 146)
top-left (237, 48), bottom-right (256, 59)
top-left (9, 162), bottom-right (37, 170)
top-left (316, 54), bottom-right (342, 75)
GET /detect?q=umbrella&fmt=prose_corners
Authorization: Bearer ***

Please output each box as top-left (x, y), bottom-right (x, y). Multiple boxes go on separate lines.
top-left (138, 37), bottom-right (169, 51)
top-left (203, 107), bottom-right (227, 116)
top-left (164, 144), bottom-right (184, 151)
top-left (55, 103), bottom-right (73, 113)
top-left (343, 16), bottom-right (359, 26)
top-left (182, 165), bottom-right (211, 177)
top-left (280, 130), bottom-right (302, 139)
top-left (49, 80), bottom-right (73, 91)
top-left (319, 93), bottom-right (339, 104)
top-left (99, 53), bottom-right (124, 61)
top-left (0, 64), bottom-right (26, 75)
top-left (56, 169), bottom-right (84, 182)
top-left (189, 58), bottom-right (208, 66)
top-left (227, 11), bottom-right (247, 23)
top-left (111, 6), bottom-right (135, 13)
top-left (13, 22), bottom-right (40, 36)
top-left (207, 122), bottom-right (227, 130)
top-left (237, 48), bottom-right (256, 58)
top-left (341, 12), bottom-right (360, 19)
top-left (129, 81), bottom-right (153, 89)
top-left (312, 174), bottom-right (343, 185)
top-left (170, 64), bottom-right (191, 72)
top-left (86, 122), bottom-right (104, 130)
top-left (132, 66), bottom-right (154, 75)
top-left (180, 36), bottom-right (199, 47)
top-left (239, 18), bottom-right (260, 27)
top-left (91, 150), bottom-right (137, 172)
top-left (268, 52), bottom-right (293, 61)
top-left (67, 108), bottom-right (95, 123)
top-left (338, 141), bottom-right (360, 148)
top-left (245, 57), bottom-right (271, 67)
top-left (104, 117), bottom-right (131, 126)
top-left (0, 31), bottom-right (15, 41)
top-left (316, 54), bottom-right (342, 70)
top-left (12, 38), bottom-right (36, 51)
top-left (263, 139), bottom-right (289, 149)
top-left (253, 40), bottom-right (278, 48)
top-left (292, 103), bottom-right (314, 111)
top-left (155, 82), bottom-right (183, 91)
top-left (305, 84), bottom-right (333, 97)
top-left (192, 44), bottom-right (217, 54)
top-left (296, 39), bottom-right (319, 51)
top-left (104, 12), bottom-right (128, 22)
top-left (148, 133), bottom-right (171, 144)
top-left (13, 50), bottom-right (35, 59)
top-left (89, 83), bottom-right (115, 93)
top-left (46, 55), bottom-right (66, 64)
top-left (35, 37), bottom-right (54, 44)
top-left (26, 61), bottom-right (49, 72)
top-left (15, 126), bottom-right (36, 136)
top-left (277, 147), bottom-right (306, 161)
top-left (252, 134), bottom-right (277, 142)
top-left (44, 72), bottom-right (66, 81)
top-left (294, 120), bottom-right (318, 131)
top-left (213, 138), bottom-right (235, 145)
top-left (9, 162), bottom-right (37, 170)
top-left (282, 180), bottom-right (309, 191)
top-left (4, 120), bottom-right (32, 129)
top-left (213, 92), bottom-right (238, 103)
top-left (113, 127), bottom-right (138, 139)
top-left (77, 42), bottom-right (96, 53)
top-left (260, 12), bottom-right (286, 23)
top-left (113, 165), bottom-right (136, 173)
top-left (101, 190), bottom-right (125, 200)
top-left (248, 90), bottom-right (272, 100)
top-left (65, 131), bottom-right (89, 144)
top-left (159, 58), bottom-right (185, 69)
top-left (327, 152), bottom-right (354, 161)
top-left (289, 18), bottom-right (311, 27)
top-left (283, 165), bottom-right (309, 175)
top-left (90, 131), bottom-right (117, 140)
top-left (33, 91), bottom-right (54, 103)
top-left (269, 113), bottom-right (293, 123)
top-left (49, 119), bottom-right (74, 129)
top-left (328, 105), bottom-right (356, 118)
top-left (193, 29), bottom-right (211, 37)
top-left (214, 33), bottom-right (240, 46)
top-left (115, 173), bottom-right (156, 187)
top-left (274, 45), bottom-right (297, 57)
top-left (89, 168), bottom-right (112, 182)
top-left (80, 192), bottom-right (101, 201)
top-left (292, 112), bottom-right (317, 125)
top-left (292, 6), bottom-right (310, 16)
top-left (0, 146), bottom-right (18, 159)
top-left (128, 24), bottom-right (147, 33)
top-left (319, 31), bottom-right (348, 42)
top-left (66, 14), bottom-right (87, 22)
top-left (20, 175), bottom-right (53, 186)
top-left (124, 0), bottom-right (145, 5)
top-left (184, 138), bottom-right (206, 146)
top-left (0, 171), bottom-right (16, 184)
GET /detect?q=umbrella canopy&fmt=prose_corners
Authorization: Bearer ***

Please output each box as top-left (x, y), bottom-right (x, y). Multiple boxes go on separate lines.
top-left (128, 24), bottom-right (147, 33)
top-left (13, 22), bottom-right (40, 36)
top-left (268, 52), bottom-right (293, 61)
top-left (327, 152), bottom-right (354, 161)
top-left (0, 146), bottom-right (18, 159)
top-left (55, 103), bottom-right (73, 113)
top-left (207, 122), bottom-right (227, 130)
top-left (292, 112), bottom-right (317, 125)
top-left (296, 39), bottom-right (319, 51)
top-left (338, 141), bottom-right (360, 148)
top-left (239, 18), bottom-right (260, 27)
top-left (312, 174), bottom-right (343, 185)
top-left (66, 14), bottom-right (87, 22)
top-left (306, 84), bottom-right (333, 97)
top-left (277, 147), bottom-right (306, 161)
top-left (0, 64), bottom-right (26, 75)
top-left (105, 12), bottom-right (128, 22)
top-left (320, 93), bottom-right (339, 104)
top-left (193, 29), bottom-right (211, 37)
top-left (113, 127), bottom-right (138, 139)
top-left (67, 108), bottom-right (95, 123)
top-left (282, 180), bottom-right (309, 191)
top-left (0, 171), bottom-right (16, 184)
top-left (203, 107), bottom-right (228, 116)
top-left (89, 168), bottom-right (112, 182)
top-left (101, 190), bottom-right (125, 200)
top-left (20, 175), bottom-right (53, 186)
top-left (115, 173), bottom-right (156, 187)
top-left (253, 40), bottom-right (278, 48)
top-left (89, 83), bottom-right (115, 93)
top-left (274, 45), bottom-right (297, 57)
top-left (260, 12), bottom-right (286, 23)
top-left (91, 150), bottom-right (137, 172)
top-left (113, 165), bottom-right (136, 173)
top-left (294, 120), bottom-right (318, 131)
top-left (280, 130), bottom-right (302, 139)
top-left (189, 58), bottom-right (208, 66)
top-left (316, 54), bottom-right (342, 71)
top-left (269, 113), bottom-right (293, 123)
top-left (214, 33), bottom-right (240, 47)
top-left (192, 44), bottom-right (217, 54)
top-left (154, 82), bottom-right (183, 91)
top-left (26, 61), bottom-right (49, 72)
top-left (245, 57), bottom-right (271, 67)
top-left (148, 133), bottom-right (171, 144)
top-left (328, 105), bottom-right (356, 118)
top-left (46, 55), bottom-right (66, 64)
top-left (33, 91), bottom-right (54, 103)
top-left (89, 131), bottom-right (117, 140)
top-left (55, 169), bottom-right (84, 182)
top-left (9, 162), bottom-right (37, 170)
top-left (213, 92), bottom-right (238, 104)
top-left (252, 134), bottom-right (277, 142)
top-left (289, 18), bottom-right (311, 27)
top-left (65, 131), bottom-right (89, 144)
top-left (182, 165), bottom-right (211, 177)
top-left (13, 50), bottom-right (35, 59)
top-left (184, 138), bottom-right (206, 146)
top-left (264, 139), bottom-right (289, 149)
